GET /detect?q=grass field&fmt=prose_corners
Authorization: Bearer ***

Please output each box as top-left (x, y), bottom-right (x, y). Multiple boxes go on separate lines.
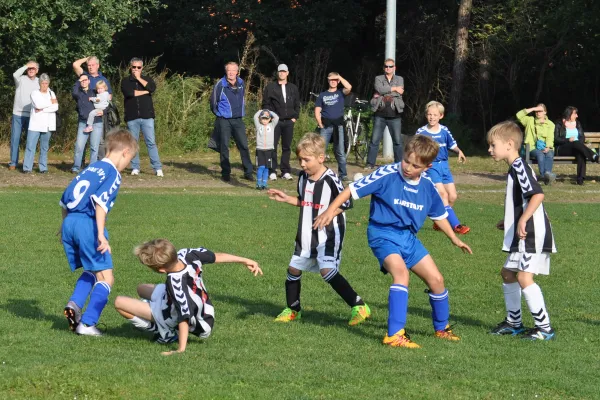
top-left (1, 173), bottom-right (599, 399)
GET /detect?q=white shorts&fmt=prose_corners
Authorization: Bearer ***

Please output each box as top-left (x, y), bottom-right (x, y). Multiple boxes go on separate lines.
top-left (149, 284), bottom-right (178, 342)
top-left (289, 254), bottom-right (340, 273)
top-left (503, 252), bottom-right (550, 275)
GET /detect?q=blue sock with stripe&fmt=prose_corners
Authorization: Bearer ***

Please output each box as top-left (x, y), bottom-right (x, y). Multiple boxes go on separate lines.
top-left (429, 289), bottom-right (450, 331)
top-left (80, 281), bottom-right (111, 326)
top-left (69, 271), bottom-right (96, 309)
top-left (388, 284), bottom-right (408, 336)
top-left (445, 206), bottom-right (460, 228)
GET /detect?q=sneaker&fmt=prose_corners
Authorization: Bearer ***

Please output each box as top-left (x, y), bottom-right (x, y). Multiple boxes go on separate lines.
top-left (543, 172), bottom-right (556, 185)
top-left (274, 307), bottom-right (301, 322)
top-left (243, 173), bottom-right (254, 181)
top-left (382, 329), bottom-right (421, 348)
top-left (131, 169), bottom-right (140, 176)
top-left (71, 168), bottom-right (79, 174)
top-left (453, 224), bottom-right (471, 234)
top-left (64, 301), bottom-right (82, 332)
top-left (256, 184), bottom-right (262, 190)
top-left (434, 324), bottom-right (461, 341)
top-left (269, 173), bottom-right (277, 181)
top-left (156, 169), bottom-right (164, 177)
top-left (490, 319), bottom-right (525, 336)
top-left (364, 164), bottom-right (376, 171)
top-left (221, 175), bottom-right (231, 182)
top-left (341, 176), bottom-right (353, 183)
top-left (282, 172), bottom-right (293, 181)
top-left (75, 323), bottom-right (103, 336)
top-left (8, 166), bottom-right (16, 171)
top-left (520, 326), bottom-right (555, 341)
top-left (433, 222), bottom-right (441, 231)
top-left (349, 304), bottom-right (371, 326)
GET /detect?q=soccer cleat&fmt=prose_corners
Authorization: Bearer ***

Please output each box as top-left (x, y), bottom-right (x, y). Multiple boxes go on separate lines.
top-left (349, 304), bottom-right (371, 326)
top-left (434, 324), bottom-right (461, 341)
top-left (520, 327), bottom-right (555, 341)
top-left (75, 323), bottom-right (103, 336)
top-left (433, 222), bottom-right (441, 231)
top-left (131, 169), bottom-right (140, 176)
top-left (282, 172), bottom-right (293, 181)
top-left (156, 169), bottom-right (164, 177)
top-left (490, 319), bottom-right (525, 336)
top-left (274, 307), bottom-right (301, 322)
top-left (64, 301), bottom-right (82, 332)
top-left (269, 173), bottom-right (277, 181)
top-left (453, 224), bottom-right (471, 234)
top-left (383, 329), bottom-right (421, 348)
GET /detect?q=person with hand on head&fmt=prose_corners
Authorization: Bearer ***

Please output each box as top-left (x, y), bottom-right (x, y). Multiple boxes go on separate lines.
top-left (253, 109), bottom-right (279, 189)
top-left (516, 104), bottom-right (556, 185)
top-left (71, 74), bottom-right (104, 173)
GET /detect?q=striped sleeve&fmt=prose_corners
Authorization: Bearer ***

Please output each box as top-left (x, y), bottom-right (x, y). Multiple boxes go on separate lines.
top-left (350, 164), bottom-right (398, 199)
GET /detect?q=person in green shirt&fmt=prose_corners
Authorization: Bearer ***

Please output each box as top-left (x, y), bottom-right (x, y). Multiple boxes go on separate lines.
top-left (516, 104), bottom-right (555, 185)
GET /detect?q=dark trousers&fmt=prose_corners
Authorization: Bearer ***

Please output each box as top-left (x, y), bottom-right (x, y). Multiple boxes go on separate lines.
top-left (216, 117), bottom-right (253, 177)
top-left (557, 141), bottom-right (596, 181)
top-left (272, 119), bottom-right (295, 174)
top-left (367, 115), bottom-right (403, 166)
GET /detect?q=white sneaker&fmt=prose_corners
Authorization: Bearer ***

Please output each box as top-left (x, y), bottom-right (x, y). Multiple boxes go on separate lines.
top-left (269, 173), bottom-right (277, 181)
top-left (282, 173), bottom-right (293, 181)
top-left (131, 169), bottom-right (140, 176)
top-left (75, 323), bottom-right (103, 336)
top-left (156, 169), bottom-right (164, 177)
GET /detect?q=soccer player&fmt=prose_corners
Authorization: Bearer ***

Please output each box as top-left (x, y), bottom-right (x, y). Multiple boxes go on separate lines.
top-left (267, 133), bottom-right (371, 325)
top-left (416, 101), bottom-right (470, 234)
top-left (314, 135), bottom-right (472, 348)
top-left (487, 121), bottom-right (556, 340)
top-left (60, 129), bottom-right (138, 336)
top-left (114, 239), bottom-right (262, 355)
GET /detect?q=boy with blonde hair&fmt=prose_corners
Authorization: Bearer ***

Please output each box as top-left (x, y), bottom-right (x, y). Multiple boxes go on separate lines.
top-left (84, 80), bottom-right (110, 133)
top-left (314, 135), bottom-right (472, 348)
top-left (487, 121), bottom-right (556, 340)
top-left (267, 133), bottom-right (371, 325)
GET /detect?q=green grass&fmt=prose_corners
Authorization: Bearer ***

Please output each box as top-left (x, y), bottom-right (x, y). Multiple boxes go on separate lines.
top-left (1, 191), bottom-right (599, 399)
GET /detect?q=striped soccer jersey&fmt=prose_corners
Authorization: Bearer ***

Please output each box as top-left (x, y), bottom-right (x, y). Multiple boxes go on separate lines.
top-left (294, 168), bottom-right (351, 260)
top-left (503, 158), bottom-right (556, 254)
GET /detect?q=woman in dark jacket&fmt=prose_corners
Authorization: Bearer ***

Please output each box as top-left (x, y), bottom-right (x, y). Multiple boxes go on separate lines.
top-left (554, 106), bottom-right (599, 185)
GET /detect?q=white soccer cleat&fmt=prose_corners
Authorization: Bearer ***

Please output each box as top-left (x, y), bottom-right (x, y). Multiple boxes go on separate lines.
top-left (269, 173), bottom-right (277, 181)
top-left (75, 323), bottom-right (103, 336)
top-left (282, 173), bottom-right (293, 181)
top-left (156, 169), bottom-right (164, 177)
top-left (131, 169), bottom-right (140, 176)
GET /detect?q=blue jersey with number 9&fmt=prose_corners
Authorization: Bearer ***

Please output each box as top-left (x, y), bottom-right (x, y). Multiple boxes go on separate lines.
top-left (60, 159), bottom-right (122, 217)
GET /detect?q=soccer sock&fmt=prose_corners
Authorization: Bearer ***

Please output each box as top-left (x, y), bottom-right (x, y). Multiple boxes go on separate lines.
top-left (429, 289), bottom-right (450, 331)
top-left (503, 282), bottom-right (522, 326)
top-left (129, 316), bottom-right (155, 332)
top-left (69, 271), bottom-right (97, 309)
top-left (323, 270), bottom-right (364, 307)
top-left (445, 205), bottom-right (460, 228)
top-left (522, 283), bottom-right (551, 330)
top-left (388, 284), bottom-right (408, 336)
top-left (285, 272), bottom-right (302, 312)
top-left (80, 281), bottom-right (111, 326)
top-left (257, 166), bottom-right (265, 185)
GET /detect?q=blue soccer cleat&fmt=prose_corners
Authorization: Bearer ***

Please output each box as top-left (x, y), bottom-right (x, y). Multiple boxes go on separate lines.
top-left (490, 319), bottom-right (525, 336)
top-left (520, 327), bottom-right (555, 341)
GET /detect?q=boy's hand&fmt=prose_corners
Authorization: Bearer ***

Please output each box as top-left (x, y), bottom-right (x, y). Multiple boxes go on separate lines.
top-left (313, 211), bottom-right (334, 230)
top-left (97, 234), bottom-right (111, 254)
top-left (496, 220), bottom-right (504, 230)
top-left (451, 237), bottom-right (473, 254)
top-left (161, 350), bottom-right (184, 356)
top-left (267, 188), bottom-right (289, 203)
top-left (517, 218), bottom-right (527, 239)
top-left (457, 150), bottom-right (467, 163)
top-left (244, 259), bottom-right (263, 276)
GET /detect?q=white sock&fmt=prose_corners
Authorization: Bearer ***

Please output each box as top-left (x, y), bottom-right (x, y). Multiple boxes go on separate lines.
top-left (503, 282), bottom-right (522, 326)
top-left (522, 283), bottom-right (551, 330)
top-left (129, 316), bottom-right (152, 330)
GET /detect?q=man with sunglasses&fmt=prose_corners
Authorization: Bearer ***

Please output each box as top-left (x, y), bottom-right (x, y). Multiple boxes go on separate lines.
top-left (366, 59), bottom-right (405, 169)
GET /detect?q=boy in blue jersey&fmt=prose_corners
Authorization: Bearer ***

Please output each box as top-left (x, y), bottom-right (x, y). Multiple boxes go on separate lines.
top-left (416, 101), bottom-right (470, 234)
top-left (60, 128), bottom-right (138, 336)
top-left (314, 135), bottom-right (472, 348)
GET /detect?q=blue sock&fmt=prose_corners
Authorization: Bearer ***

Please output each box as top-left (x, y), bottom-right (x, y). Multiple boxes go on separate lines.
top-left (80, 281), bottom-right (111, 326)
top-left (429, 289), bottom-right (450, 331)
top-left (261, 167), bottom-right (269, 186)
top-left (69, 271), bottom-right (96, 309)
top-left (257, 166), bottom-right (265, 186)
top-left (445, 206), bottom-right (460, 228)
top-left (388, 284), bottom-right (408, 336)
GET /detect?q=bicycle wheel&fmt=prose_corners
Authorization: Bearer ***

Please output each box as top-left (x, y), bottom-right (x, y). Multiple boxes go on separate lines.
top-left (344, 122), bottom-right (352, 157)
top-left (354, 123), bottom-right (368, 162)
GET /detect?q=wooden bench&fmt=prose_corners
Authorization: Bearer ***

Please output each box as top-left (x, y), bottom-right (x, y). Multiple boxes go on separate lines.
top-left (525, 132), bottom-right (600, 164)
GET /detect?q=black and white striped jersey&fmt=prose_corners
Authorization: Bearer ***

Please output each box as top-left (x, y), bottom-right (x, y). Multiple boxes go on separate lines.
top-left (162, 248), bottom-right (216, 337)
top-left (503, 158), bottom-right (556, 254)
top-left (294, 168), bottom-right (352, 260)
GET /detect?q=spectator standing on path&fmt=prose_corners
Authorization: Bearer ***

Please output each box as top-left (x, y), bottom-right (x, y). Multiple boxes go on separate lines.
top-left (210, 61), bottom-right (254, 182)
top-left (262, 64), bottom-right (300, 182)
top-left (9, 61), bottom-right (40, 170)
top-left (121, 58), bottom-right (164, 177)
top-left (366, 59), bottom-right (405, 170)
top-left (314, 72), bottom-right (352, 181)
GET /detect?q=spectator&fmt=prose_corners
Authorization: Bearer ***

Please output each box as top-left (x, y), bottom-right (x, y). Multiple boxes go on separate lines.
top-left (210, 61), bottom-right (254, 182)
top-left (314, 72), bottom-right (352, 181)
top-left (516, 104), bottom-right (556, 184)
top-left (9, 61), bottom-right (40, 170)
top-left (366, 58), bottom-right (404, 170)
top-left (554, 106), bottom-right (599, 185)
top-left (121, 58), bottom-right (164, 177)
top-left (23, 74), bottom-right (58, 173)
top-left (262, 64), bottom-right (300, 181)
top-left (71, 75), bottom-right (104, 173)
top-left (253, 109), bottom-right (279, 189)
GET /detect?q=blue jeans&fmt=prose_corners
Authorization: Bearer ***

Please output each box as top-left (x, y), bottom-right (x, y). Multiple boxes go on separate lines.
top-left (367, 116), bottom-right (403, 166)
top-left (23, 130), bottom-right (52, 172)
top-left (530, 149), bottom-right (554, 177)
top-left (127, 118), bottom-right (162, 170)
top-left (9, 114), bottom-right (30, 167)
top-left (320, 125), bottom-right (347, 179)
top-left (72, 121), bottom-right (103, 171)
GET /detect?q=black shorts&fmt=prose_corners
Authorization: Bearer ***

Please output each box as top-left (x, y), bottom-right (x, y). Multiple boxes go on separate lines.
top-left (256, 149), bottom-right (275, 168)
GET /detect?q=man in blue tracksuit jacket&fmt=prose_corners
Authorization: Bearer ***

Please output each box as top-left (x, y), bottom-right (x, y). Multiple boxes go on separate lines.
top-left (210, 61), bottom-right (254, 181)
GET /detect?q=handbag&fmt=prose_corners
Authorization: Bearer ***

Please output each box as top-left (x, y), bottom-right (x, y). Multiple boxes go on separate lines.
top-left (535, 139), bottom-right (546, 151)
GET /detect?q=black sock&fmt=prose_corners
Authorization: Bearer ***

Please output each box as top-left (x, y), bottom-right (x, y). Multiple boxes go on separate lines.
top-left (325, 271), bottom-right (364, 307)
top-left (285, 273), bottom-right (301, 311)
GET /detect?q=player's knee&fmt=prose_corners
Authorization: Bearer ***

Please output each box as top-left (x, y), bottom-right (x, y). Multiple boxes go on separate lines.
top-left (114, 296), bottom-right (126, 313)
top-left (517, 273), bottom-right (534, 288)
top-left (288, 266), bottom-right (302, 277)
top-left (448, 192), bottom-right (458, 205)
top-left (438, 190), bottom-right (449, 204)
top-left (427, 274), bottom-right (445, 291)
top-left (500, 268), bottom-right (517, 283)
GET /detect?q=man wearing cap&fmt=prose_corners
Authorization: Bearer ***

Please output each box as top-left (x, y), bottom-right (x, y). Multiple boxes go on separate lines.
top-left (261, 64), bottom-right (300, 181)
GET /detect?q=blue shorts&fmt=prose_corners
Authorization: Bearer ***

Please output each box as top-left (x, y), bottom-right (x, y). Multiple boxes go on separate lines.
top-left (367, 225), bottom-right (429, 273)
top-left (425, 161), bottom-right (454, 184)
top-left (62, 213), bottom-right (113, 272)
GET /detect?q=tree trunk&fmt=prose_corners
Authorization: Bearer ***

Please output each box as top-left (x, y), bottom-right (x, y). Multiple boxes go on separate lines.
top-left (448, 0), bottom-right (473, 116)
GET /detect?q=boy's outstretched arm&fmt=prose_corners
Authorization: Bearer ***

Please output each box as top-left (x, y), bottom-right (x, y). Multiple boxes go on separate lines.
top-left (95, 204), bottom-right (111, 254)
top-left (434, 218), bottom-right (473, 254)
top-left (214, 253), bottom-right (263, 276)
top-left (313, 187), bottom-right (352, 230)
top-left (267, 189), bottom-right (301, 207)
top-left (517, 193), bottom-right (544, 239)
top-left (162, 320), bottom-right (189, 356)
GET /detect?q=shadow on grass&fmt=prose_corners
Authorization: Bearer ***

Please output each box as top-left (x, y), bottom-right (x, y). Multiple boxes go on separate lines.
top-left (468, 172), bottom-right (507, 182)
top-left (169, 161), bottom-right (255, 188)
top-left (2, 298), bottom-right (67, 331)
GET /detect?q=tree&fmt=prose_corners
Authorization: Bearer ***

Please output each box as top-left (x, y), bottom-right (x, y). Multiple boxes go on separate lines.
top-left (448, 0), bottom-right (473, 117)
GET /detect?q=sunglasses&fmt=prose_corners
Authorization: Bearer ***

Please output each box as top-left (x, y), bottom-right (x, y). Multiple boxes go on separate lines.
top-left (384, 65), bottom-right (395, 68)
top-left (131, 66), bottom-right (143, 69)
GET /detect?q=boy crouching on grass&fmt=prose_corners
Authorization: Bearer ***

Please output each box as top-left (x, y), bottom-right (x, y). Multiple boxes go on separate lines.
top-left (114, 239), bottom-right (262, 355)
top-left (487, 121), bottom-right (556, 340)
top-left (267, 133), bottom-right (371, 325)
top-left (314, 135), bottom-right (472, 348)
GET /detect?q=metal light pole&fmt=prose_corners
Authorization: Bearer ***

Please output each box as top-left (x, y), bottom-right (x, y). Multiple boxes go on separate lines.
top-left (382, 0), bottom-right (396, 159)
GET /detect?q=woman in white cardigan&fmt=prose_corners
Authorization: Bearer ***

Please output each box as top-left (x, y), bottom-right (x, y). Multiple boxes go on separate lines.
top-left (23, 73), bottom-right (58, 173)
